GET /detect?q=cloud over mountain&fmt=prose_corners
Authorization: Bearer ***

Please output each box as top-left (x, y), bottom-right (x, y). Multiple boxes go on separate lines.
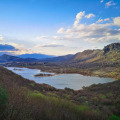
top-left (0, 44), bottom-right (18, 51)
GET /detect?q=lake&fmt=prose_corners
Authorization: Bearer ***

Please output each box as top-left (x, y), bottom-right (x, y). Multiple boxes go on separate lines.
top-left (6, 67), bottom-right (114, 90)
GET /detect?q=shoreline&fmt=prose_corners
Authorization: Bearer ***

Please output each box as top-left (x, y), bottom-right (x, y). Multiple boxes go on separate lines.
top-left (6, 66), bottom-right (118, 80)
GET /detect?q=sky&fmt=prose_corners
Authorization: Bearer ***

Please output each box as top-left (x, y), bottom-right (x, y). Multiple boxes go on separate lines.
top-left (0, 0), bottom-right (120, 56)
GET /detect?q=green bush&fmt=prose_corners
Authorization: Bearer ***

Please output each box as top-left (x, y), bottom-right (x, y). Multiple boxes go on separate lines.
top-left (0, 86), bottom-right (7, 106)
top-left (99, 94), bottom-right (106, 99)
top-left (29, 83), bottom-right (35, 87)
top-left (0, 85), bottom-right (8, 119)
top-left (109, 115), bottom-right (120, 120)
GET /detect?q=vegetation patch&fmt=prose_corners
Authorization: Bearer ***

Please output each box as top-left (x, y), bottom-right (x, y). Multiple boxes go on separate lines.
top-left (29, 83), bottom-right (35, 87)
top-left (99, 94), bottom-right (106, 99)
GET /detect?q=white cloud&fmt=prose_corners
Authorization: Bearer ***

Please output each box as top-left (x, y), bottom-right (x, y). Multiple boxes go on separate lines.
top-left (96, 18), bottom-right (110, 23)
top-left (74, 11), bottom-right (85, 27)
top-left (35, 44), bottom-right (64, 48)
top-left (100, 0), bottom-right (104, 3)
top-left (104, 18), bottom-right (110, 21)
top-left (96, 19), bottom-right (103, 23)
top-left (0, 36), bottom-right (3, 41)
top-left (105, 1), bottom-right (116, 8)
top-left (85, 14), bottom-right (95, 19)
top-left (35, 11), bottom-right (120, 46)
top-left (36, 36), bottom-right (48, 40)
top-left (52, 35), bottom-right (74, 41)
top-left (6, 42), bottom-right (33, 55)
top-left (53, 11), bottom-right (120, 43)
top-left (113, 17), bottom-right (120, 26)
top-left (57, 28), bottom-right (64, 33)
top-left (91, 46), bottom-right (98, 49)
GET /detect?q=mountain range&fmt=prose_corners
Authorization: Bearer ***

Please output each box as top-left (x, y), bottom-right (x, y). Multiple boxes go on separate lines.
top-left (40, 43), bottom-right (120, 66)
top-left (0, 43), bottom-right (120, 65)
top-left (18, 53), bottom-right (54, 59)
top-left (71, 43), bottom-right (120, 65)
top-left (0, 54), bottom-right (39, 63)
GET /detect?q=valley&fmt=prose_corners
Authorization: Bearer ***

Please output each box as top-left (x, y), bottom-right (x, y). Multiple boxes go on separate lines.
top-left (1, 1), bottom-right (120, 119)
top-left (1, 43), bottom-right (120, 79)
top-left (0, 43), bottom-right (120, 120)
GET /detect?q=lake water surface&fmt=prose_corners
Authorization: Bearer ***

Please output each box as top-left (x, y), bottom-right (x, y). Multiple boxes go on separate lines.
top-left (6, 67), bottom-right (114, 90)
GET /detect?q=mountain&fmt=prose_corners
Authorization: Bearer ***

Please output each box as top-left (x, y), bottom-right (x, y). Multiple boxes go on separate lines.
top-left (103, 43), bottom-right (120, 54)
top-left (0, 43), bottom-right (120, 65)
top-left (39, 43), bottom-right (120, 64)
top-left (0, 54), bottom-right (39, 63)
top-left (69, 43), bottom-right (120, 65)
top-left (0, 54), bottom-right (74, 63)
top-left (71, 49), bottom-right (102, 62)
top-left (0, 52), bottom-right (12, 56)
top-left (18, 53), bottom-right (54, 59)
top-left (40, 54), bottom-right (74, 62)
top-left (35, 43), bottom-right (120, 79)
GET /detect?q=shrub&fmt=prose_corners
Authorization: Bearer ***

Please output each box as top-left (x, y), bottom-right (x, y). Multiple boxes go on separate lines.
top-left (0, 86), bottom-right (7, 105)
top-left (29, 83), bottom-right (35, 87)
top-left (109, 115), bottom-right (120, 120)
top-left (107, 92), bottom-right (112, 96)
top-left (99, 94), bottom-right (106, 99)
top-left (0, 85), bottom-right (8, 119)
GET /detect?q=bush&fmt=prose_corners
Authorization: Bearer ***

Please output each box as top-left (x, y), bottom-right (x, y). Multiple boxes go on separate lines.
top-left (0, 85), bottom-right (8, 119)
top-left (109, 115), bottom-right (120, 120)
top-left (99, 94), bottom-right (106, 99)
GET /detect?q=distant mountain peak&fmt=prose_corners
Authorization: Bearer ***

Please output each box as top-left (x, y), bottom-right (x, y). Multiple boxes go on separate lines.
top-left (18, 53), bottom-right (54, 59)
top-left (0, 54), bottom-right (18, 59)
top-left (103, 43), bottom-right (120, 54)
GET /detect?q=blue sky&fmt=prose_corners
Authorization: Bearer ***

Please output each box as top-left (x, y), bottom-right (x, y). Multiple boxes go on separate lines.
top-left (0, 0), bottom-right (120, 55)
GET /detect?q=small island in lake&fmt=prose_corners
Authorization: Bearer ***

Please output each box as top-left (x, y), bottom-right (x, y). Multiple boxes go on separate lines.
top-left (34, 73), bottom-right (55, 77)
top-left (13, 68), bottom-right (24, 71)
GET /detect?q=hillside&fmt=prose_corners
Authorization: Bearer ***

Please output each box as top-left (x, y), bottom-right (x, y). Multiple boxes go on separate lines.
top-left (0, 54), bottom-right (40, 63)
top-left (72, 49), bottom-right (102, 62)
top-left (0, 66), bottom-right (120, 120)
top-left (70, 43), bottom-right (120, 65)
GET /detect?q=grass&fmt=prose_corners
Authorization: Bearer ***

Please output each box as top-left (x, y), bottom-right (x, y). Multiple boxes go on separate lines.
top-left (29, 83), bottom-right (35, 87)
top-left (0, 86), bottom-right (8, 105)
top-left (107, 92), bottom-right (112, 96)
top-left (99, 94), bottom-right (106, 99)
top-left (29, 91), bottom-right (89, 112)
top-left (0, 85), bottom-right (8, 119)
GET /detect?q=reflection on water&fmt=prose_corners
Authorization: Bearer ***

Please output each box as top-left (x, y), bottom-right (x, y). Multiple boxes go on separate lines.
top-left (6, 67), bottom-right (114, 90)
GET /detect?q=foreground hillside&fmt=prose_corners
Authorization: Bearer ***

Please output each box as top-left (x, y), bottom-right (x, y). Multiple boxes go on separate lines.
top-left (0, 66), bottom-right (120, 120)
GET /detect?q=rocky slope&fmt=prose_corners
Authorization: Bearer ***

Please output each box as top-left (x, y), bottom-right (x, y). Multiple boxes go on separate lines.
top-left (70, 43), bottom-right (120, 64)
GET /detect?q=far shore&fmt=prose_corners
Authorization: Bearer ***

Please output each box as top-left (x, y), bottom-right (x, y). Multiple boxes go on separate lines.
top-left (5, 66), bottom-right (118, 80)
